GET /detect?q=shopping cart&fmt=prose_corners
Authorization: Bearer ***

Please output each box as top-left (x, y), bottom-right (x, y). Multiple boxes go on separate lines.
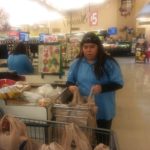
top-left (18, 117), bottom-right (119, 150)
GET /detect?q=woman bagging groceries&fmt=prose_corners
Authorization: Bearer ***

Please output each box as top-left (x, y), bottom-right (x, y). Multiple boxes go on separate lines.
top-left (66, 32), bottom-right (124, 130)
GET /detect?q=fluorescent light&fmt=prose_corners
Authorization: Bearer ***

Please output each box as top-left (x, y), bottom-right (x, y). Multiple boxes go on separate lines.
top-left (91, 0), bottom-right (106, 4)
top-left (46, 0), bottom-right (87, 11)
top-left (46, 0), bottom-right (107, 11)
top-left (137, 17), bottom-right (150, 22)
top-left (0, 0), bottom-right (107, 26)
top-left (137, 2), bottom-right (150, 22)
top-left (0, 0), bottom-right (63, 26)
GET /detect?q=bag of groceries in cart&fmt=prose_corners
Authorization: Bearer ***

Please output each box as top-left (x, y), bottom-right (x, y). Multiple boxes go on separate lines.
top-left (0, 115), bottom-right (41, 150)
top-left (52, 88), bottom-right (98, 128)
top-left (0, 115), bottom-right (111, 150)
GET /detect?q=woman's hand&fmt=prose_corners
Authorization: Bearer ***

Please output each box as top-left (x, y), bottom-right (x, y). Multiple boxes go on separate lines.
top-left (91, 84), bottom-right (102, 94)
top-left (68, 85), bottom-right (78, 93)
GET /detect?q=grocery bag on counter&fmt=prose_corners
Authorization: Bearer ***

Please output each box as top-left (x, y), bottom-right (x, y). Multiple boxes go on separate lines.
top-left (21, 91), bottom-right (43, 103)
top-left (37, 84), bottom-right (62, 99)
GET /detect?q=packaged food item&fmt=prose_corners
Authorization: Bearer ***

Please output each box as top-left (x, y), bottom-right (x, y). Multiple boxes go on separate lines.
top-left (0, 79), bottom-right (16, 88)
top-left (15, 81), bottom-right (31, 92)
top-left (0, 85), bottom-right (21, 100)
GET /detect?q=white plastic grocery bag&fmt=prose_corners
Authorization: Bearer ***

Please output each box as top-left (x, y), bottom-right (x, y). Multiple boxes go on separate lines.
top-left (0, 115), bottom-right (28, 150)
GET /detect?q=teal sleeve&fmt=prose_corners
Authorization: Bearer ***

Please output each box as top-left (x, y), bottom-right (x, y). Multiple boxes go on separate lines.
top-left (67, 59), bottom-right (79, 84)
top-left (105, 59), bottom-right (124, 86)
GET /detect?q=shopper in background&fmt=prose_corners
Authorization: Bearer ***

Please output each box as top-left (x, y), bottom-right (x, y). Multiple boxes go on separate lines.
top-left (7, 42), bottom-right (34, 75)
top-left (145, 43), bottom-right (150, 63)
top-left (67, 32), bottom-right (124, 129)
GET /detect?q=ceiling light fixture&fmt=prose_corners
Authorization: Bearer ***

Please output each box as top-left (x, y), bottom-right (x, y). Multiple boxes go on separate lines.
top-left (0, 0), bottom-right (63, 26)
top-left (136, 2), bottom-right (150, 22)
top-left (45, 0), bottom-right (107, 11)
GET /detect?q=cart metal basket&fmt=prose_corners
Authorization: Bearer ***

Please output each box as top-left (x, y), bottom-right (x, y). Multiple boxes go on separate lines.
top-left (52, 104), bottom-right (91, 126)
top-left (18, 117), bottom-right (119, 150)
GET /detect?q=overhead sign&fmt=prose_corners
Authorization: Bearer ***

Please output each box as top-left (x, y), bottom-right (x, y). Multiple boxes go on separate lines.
top-left (39, 33), bottom-right (46, 42)
top-left (8, 30), bottom-right (19, 40)
top-left (89, 11), bottom-right (98, 26)
top-left (108, 27), bottom-right (118, 35)
top-left (19, 32), bottom-right (29, 42)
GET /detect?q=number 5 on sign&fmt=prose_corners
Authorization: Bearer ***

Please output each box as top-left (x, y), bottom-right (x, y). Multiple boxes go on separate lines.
top-left (89, 12), bottom-right (98, 26)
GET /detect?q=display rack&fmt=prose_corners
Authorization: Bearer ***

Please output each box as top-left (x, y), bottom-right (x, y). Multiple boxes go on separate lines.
top-left (38, 42), bottom-right (63, 79)
top-left (103, 41), bottom-right (132, 56)
top-left (135, 38), bottom-right (147, 63)
top-left (135, 47), bottom-right (146, 63)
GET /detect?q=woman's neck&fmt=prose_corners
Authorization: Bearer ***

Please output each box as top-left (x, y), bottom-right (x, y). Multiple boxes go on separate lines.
top-left (87, 59), bottom-right (95, 64)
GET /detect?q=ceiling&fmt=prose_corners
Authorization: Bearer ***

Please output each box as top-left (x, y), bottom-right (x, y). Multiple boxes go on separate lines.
top-left (0, 0), bottom-right (108, 26)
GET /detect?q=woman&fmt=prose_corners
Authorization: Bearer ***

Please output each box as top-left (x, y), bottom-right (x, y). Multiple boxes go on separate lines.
top-left (7, 42), bottom-right (34, 75)
top-left (67, 32), bottom-right (124, 129)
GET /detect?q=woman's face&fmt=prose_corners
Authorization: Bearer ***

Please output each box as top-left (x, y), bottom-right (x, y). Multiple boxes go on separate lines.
top-left (82, 43), bottom-right (98, 61)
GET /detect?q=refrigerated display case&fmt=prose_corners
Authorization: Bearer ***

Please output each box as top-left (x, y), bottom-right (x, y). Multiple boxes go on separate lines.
top-left (135, 38), bottom-right (147, 63)
top-left (103, 41), bottom-right (132, 56)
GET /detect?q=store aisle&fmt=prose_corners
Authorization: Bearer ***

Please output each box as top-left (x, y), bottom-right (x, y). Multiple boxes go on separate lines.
top-left (113, 57), bottom-right (150, 150)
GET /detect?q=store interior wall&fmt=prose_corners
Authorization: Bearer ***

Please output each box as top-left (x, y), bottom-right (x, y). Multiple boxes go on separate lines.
top-left (40, 0), bottom-right (150, 37)
top-left (49, 0), bottom-right (119, 34)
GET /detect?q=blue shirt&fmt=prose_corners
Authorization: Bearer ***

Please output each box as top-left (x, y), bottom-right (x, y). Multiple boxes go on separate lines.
top-left (67, 58), bottom-right (124, 120)
top-left (7, 54), bottom-right (34, 75)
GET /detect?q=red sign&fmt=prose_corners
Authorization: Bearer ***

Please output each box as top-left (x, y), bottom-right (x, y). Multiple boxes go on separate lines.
top-left (8, 30), bottom-right (19, 40)
top-left (8, 31), bottom-right (19, 36)
top-left (89, 11), bottom-right (98, 26)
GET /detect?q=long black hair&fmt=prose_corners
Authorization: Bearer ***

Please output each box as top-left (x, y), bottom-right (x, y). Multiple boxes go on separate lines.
top-left (77, 32), bottom-right (118, 79)
top-left (13, 42), bottom-right (27, 55)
